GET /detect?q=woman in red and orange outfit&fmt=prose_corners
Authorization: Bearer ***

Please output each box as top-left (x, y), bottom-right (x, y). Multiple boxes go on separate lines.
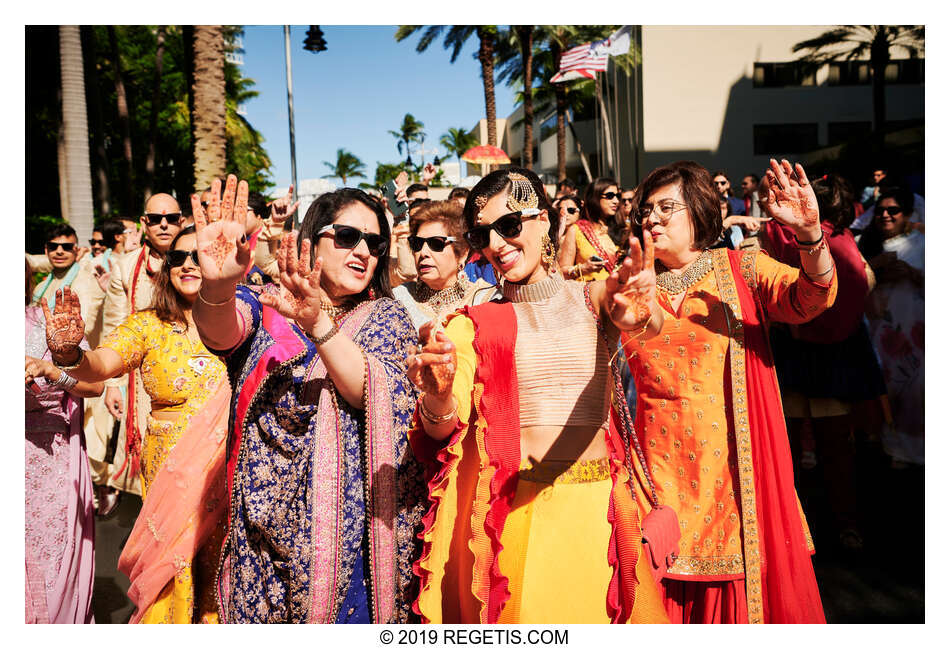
top-left (623, 159), bottom-right (834, 623)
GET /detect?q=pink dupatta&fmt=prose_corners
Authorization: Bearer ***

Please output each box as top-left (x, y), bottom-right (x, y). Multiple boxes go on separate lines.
top-left (118, 378), bottom-right (231, 623)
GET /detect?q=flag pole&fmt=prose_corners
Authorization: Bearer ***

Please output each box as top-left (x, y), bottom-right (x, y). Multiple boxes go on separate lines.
top-left (284, 25), bottom-right (300, 225)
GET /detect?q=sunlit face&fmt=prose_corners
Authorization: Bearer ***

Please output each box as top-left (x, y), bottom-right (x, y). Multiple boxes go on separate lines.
top-left (90, 231), bottom-right (106, 256)
top-left (413, 220), bottom-right (464, 291)
top-left (169, 233), bottom-right (201, 301)
top-left (558, 199), bottom-right (581, 229)
top-left (599, 184), bottom-right (620, 217)
top-left (876, 197), bottom-right (909, 240)
top-left (642, 182), bottom-right (695, 260)
top-left (619, 190), bottom-right (636, 218)
top-left (46, 235), bottom-right (78, 270)
top-left (120, 219), bottom-right (139, 252)
top-left (713, 175), bottom-right (730, 197)
top-left (476, 190), bottom-right (549, 285)
top-left (141, 194), bottom-right (183, 253)
top-left (741, 176), bottom-right (758, 196)
top-left (314, 202), bottom-right (381, 300)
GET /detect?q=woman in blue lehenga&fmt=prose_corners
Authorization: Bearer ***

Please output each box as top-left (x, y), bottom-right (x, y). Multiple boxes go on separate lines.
top-left (192, 176), bottom-right (426, 623)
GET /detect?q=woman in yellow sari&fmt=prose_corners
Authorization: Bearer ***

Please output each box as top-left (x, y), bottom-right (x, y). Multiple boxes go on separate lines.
top-left (43, 226), bottom-right (229, 624)
top-left (558, 177), bottom-right (622, 281)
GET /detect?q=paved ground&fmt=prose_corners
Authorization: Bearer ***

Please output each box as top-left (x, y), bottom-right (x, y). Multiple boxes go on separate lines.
top-left (92, 436), bottom-right (923, 624)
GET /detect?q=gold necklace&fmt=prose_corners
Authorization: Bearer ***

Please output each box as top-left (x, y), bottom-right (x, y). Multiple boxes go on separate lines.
top-left (655, 250), bottom-right (714, 294)
top-left (320, 298), bottom-right (359, 324)
top-left (414, 276), bottom-right (470, 315)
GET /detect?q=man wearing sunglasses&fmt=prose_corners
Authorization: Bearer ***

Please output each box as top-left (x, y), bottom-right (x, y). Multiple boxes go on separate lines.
top-left (98, 192), bottom-right (184, 504)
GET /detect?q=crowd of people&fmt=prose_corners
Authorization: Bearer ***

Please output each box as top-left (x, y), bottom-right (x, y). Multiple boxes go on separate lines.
top-left (25, 155), bottom-right (923, 624)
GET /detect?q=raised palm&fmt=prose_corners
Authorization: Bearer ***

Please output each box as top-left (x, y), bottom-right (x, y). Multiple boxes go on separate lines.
top-left (41, 287), bottom-right (85, 361)
top-left (269, 184), bottom-right (300, 226)
top-left (758, 159), bottom-right (820, 231)
top-left (259, 234), bottom-right (327, 334)
top-left (192, 175), bottom-right (252, 283)
top-left (606, 230), bottom-right (657, 326)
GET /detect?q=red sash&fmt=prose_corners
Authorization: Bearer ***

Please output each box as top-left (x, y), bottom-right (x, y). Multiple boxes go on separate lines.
top-left (575, 219), bottom-right (618, 273)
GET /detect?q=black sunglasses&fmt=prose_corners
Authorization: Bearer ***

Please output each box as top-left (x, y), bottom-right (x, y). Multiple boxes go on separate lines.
top-left (408, 235), bottom-right (458, 253)
top-left (620, 197), bottom-right (635, 204)
top-left (145, 212), bottom-right (183, 226)
top-left (317, 224), bottom-right (388, 257)
top-left (463, 209), bottom-right (540, 250)
top-left (563, 206), bottom-right (579, 215)
top-left (601, 192), bottom-right (621, 200)
top-left (89, 238), bottom-right (105, 246)
top-left (46, 241), bottom-right (76, 252)
top-left (875, 206), bottom-right (903, 217)
top-left (166, 249), bottom-right (200, 267)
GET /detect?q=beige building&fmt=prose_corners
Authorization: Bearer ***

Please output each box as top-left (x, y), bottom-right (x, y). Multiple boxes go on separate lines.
top-left (481, 26), bottom-right (924, 188)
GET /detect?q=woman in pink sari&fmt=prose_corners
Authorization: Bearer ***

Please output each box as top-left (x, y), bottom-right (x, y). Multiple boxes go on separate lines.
top-left (43, 228), bottom-right (231, 623)
top-left (25, 263), bottom-right (103, 623)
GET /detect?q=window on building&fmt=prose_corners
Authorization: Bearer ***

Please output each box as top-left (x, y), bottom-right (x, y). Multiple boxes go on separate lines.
top-left (827, 59), bottom-right (924, 85)
top-left (539, 113), bottom-right (558, 142)
top-left (828, 121), bottom-right (872, 146)
top-left (753, 62), bottom-right (816, 88)
top-left (753, 123), bottom-right (819, 155)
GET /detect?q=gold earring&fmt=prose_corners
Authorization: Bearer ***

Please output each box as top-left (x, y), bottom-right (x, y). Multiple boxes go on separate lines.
top-left (541, 231), bottom-right (556, 273)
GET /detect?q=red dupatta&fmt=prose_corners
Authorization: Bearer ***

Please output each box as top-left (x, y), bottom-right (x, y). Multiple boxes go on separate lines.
top-left (728, 250), bottom-right (825, 623)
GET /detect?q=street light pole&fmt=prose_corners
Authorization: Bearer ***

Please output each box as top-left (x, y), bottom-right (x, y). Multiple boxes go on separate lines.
top-left (283, 25), bottom-right (299, 225)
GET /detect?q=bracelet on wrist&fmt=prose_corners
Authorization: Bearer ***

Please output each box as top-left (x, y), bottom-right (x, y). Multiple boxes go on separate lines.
top-left (311, 322), bottom-right (340, 346)
top-left (419, 393), bottom-right (457, 425)
top-left (53, 347), bottom-right (85, 371)
top-left (794, 232), bottom-right (824, 247)
top-left (197, 290), bottom-right (235, 307)
top-left (52, 370), bottom-right (78, 391)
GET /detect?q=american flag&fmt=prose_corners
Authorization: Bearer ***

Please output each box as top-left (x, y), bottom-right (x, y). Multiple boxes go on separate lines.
top-left (550, 42), bottom-right (609, 83)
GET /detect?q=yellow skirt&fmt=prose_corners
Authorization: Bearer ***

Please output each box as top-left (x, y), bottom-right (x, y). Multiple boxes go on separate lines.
top-left (497, 458), bottom-right (668, 624)
top-left (138, 418), bottom-right (221, 624)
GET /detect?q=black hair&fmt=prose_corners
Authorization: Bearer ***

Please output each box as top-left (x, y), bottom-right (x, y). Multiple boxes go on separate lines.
top-left (406, 183), bottom-right (428, 196)
top-left (298, 188), bottom-right (392, 299)
top-left (557, 178), bottom-right (576, 191)
top-left (448, 187), bottom-right (470, 201)
top-left (152, 226), bottom-right (197, 325)
top-left (247, 191), bottom-right (269, 218)
top-left (409, 198), bottom-right (431, 212)
top-left (101, 219), bottom-right (125, 248)
top-left (581, 177), bottom-right (619, 225)
top-left (46, 223), bottom-right (77, 241)
top-left (462, 166), bottom-right (560, 252)
top-left (876, 186), bottom-right (914, 217)
top-left (812, 174), bottom-right (856, 235)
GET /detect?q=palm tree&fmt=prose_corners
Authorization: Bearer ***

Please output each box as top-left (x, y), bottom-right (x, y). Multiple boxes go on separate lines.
top-left (107, 26), bottom-right (135, 214)
top-left (58, 25), bottom-right (95, 245)
top-left (191, 25), bottom-right (227, 191)
top-left (322, 148), bottom-right (367, 187)
top-left (396, 26), bottom-right (501, 148)
top-left (440, 127), bottom-right (479, 179)
top-left (388, 113), bottom-right (425, 167)
top-left (144, 25), bottom-right (166, 202)
top-left (793, 26), bottom-right (924, 134)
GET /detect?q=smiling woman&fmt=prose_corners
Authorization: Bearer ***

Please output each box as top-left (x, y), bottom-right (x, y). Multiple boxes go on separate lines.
top-left (190, 177), bottom-right (426, 623)
top-left (41, 226), bottom-right (233, 624)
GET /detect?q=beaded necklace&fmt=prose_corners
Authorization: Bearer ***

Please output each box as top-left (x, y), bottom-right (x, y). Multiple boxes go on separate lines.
top-left (413, 276), bottom-right (470, 316)
top-left (655, 249), bottom-right (714, 294)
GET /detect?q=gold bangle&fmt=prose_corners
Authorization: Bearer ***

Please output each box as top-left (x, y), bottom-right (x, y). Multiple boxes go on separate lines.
top-left (419, 393), bottom-right (457, 425)
top-left (197, 290), bottom-right (235, 307)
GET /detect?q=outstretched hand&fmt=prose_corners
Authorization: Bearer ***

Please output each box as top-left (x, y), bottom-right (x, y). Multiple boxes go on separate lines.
top-left (406, 320), bottom-right (456, 400)
top-left (192, 175), bottom-right (252, 286)
top-left (757, 159), bottom-right (820, 237)
top-left (258, 234), bottom-right (327, 334)
top-left (268, 184), bottom-right (300, 226)
top-left (41, 287), bottom-right (85, 363)
top-left (605, 230), bottom-right (657, 329)
top-left (93, 258), bottom-right (113, 293)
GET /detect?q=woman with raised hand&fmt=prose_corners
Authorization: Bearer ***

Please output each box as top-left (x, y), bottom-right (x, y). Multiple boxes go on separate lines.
top-left (25, 264), bottom-right (102, 624)
top-left (190, 175), bottom-right (425, 624)
top-left (622, 159), bottom-right (833, 623)
top-left (40, 226), bottom-right (231, 624)
top-left (406, 167), bottom-right (669, 624)
top-left (558, 177), bottom-right (622, 281)
top-left (393, 199), bottom-right (497, 332)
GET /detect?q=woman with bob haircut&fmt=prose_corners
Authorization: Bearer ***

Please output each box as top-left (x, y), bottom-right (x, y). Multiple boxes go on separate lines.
top-left (406, 167), bottom-right (670, 623)
top-left (190, 176), bottom-right (426, 623)
top-left (622, 159), bottom-right (835, 623)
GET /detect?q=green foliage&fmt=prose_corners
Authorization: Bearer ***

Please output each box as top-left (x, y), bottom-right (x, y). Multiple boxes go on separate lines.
top-left (440, 127), bottom-right (479, 161)
top-left (373, 162), bottom-right (404, 189)
top-left (25, 25), bottom-right (273, 223)
top-left (322, 148), bottom-right (367, 186)
top-left (388, 113), bottom-right (426, 164)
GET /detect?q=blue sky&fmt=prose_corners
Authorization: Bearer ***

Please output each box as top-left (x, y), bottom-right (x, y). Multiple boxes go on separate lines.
top-left (240, 25), bottom-right (519, 189)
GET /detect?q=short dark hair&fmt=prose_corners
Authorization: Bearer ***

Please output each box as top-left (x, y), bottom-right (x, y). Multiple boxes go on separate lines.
top-left (463, 166), bottom-right (560, 252)
top-left (557, 178), bottom-right (576, 191)
top-left (633, 161), bottom-right (723, 250)
top-left (298, 188), bottom-right (392, 299)
top-left (406, 183), bottom-right (428, 196)
top-left (47, 223), bottom-right (77, 242)
top-left (409, 200), bottom-right (467, 258)
top-left (743, 173), bottom-right (760, 184)
top-left (101, 219), bottom-right (125, 248)
top-left (581, 177), bottom-right (619, 225)
top-left (876, 186), bottom-right (915, 217)
top-left (448, 187), bottom-right (470, 201)
top-left (247, 192), bottom-right (269, 218)
top-left (812, 174), bottom-right (855, 234)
